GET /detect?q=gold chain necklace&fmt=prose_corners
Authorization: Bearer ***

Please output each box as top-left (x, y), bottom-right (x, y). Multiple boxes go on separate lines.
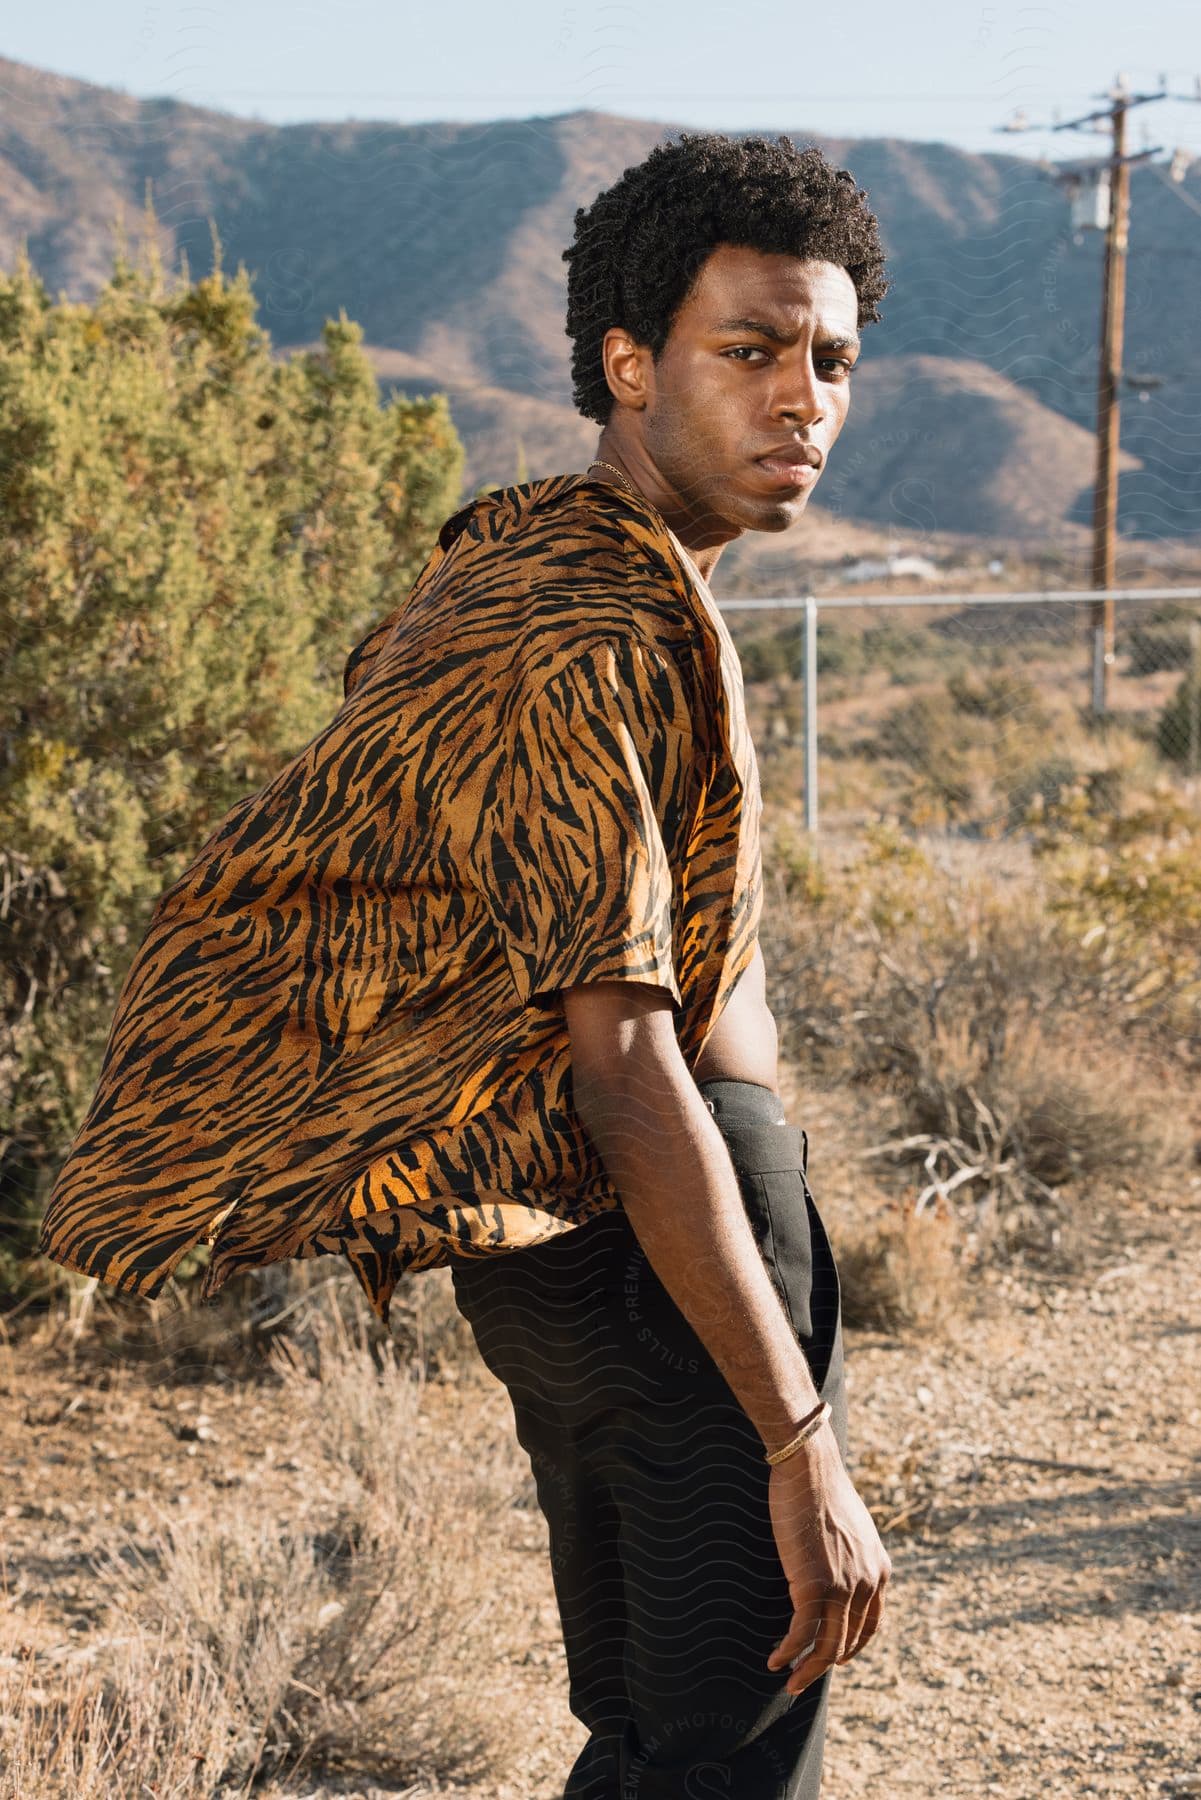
top-left (587, 457), bottom-right (639, 496)
top-left (586, 458), bottom-right (671, 534)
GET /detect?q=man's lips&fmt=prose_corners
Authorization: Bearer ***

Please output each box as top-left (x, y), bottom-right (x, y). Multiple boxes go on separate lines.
top-left (754, 452), bottom-right (821, 489)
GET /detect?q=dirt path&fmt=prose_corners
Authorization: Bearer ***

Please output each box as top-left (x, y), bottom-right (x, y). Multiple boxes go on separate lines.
top-left (821, 1207), bottom-right (1201, 1800)
top-left (2, 1178), bottom-right (1198, 1799)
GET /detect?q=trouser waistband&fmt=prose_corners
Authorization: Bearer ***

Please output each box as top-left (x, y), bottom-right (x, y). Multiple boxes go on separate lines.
top-left (696, 1077), bottom-right (786, 1128)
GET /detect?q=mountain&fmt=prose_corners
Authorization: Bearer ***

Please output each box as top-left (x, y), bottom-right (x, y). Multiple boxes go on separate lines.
top-left (826, 353), bottom-right (1141, 539)
top-left (1, 54), bottom-right (1199, 559)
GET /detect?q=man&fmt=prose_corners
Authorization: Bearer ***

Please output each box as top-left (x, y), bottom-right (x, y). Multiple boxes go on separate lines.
top-left (40, 130), bottom-right (891, 1796)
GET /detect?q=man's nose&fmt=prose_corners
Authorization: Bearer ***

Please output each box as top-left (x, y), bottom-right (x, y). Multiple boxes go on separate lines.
top-left (773, 362), bottom-right (828, 428)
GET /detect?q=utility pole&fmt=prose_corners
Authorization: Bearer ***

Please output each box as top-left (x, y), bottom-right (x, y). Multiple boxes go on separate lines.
top-left (1089, 84), bottom-right (1131, 714)
top-left (998, 76), bottom-right (1198, 715)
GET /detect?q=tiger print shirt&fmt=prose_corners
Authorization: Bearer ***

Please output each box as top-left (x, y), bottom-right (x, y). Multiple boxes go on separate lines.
top-left (37, 471), bottom-right (764, 1322)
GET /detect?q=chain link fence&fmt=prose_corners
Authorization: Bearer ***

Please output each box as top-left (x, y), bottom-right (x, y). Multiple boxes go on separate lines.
top-left (721, 588), bottom-right (1201, 838)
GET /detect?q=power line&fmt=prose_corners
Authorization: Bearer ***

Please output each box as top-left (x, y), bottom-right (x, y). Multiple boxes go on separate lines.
top-left (1152, 162), bottom-right (1201, 217)
top-left (150, 89), bottom-right (1129, 104)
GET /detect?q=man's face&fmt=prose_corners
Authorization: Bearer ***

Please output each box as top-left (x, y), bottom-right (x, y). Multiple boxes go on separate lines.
top-left (631, 245), bottom-right (861, 539)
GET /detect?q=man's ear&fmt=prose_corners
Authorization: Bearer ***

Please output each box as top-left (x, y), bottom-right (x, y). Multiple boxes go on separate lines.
top-left (600, 328), bottom-right (651, 412)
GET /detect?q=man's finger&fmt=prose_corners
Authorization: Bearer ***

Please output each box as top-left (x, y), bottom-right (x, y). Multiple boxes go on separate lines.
top-left (784, 1600), bottom-right (851, 1694)
top-left (766, 1582), bottom-right (831, 1670)
top-left (833, 1579), bottom-right (877, 1665)
top-left (836, 1580), bottom-right (887, 1666)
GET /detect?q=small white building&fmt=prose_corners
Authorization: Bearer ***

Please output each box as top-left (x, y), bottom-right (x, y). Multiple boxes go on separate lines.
top-left (839, 553), bottom-right (943, 585)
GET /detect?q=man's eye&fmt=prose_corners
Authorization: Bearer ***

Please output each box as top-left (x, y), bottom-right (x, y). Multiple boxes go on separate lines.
top-left (820, 360), bottom-right (855, 377)
top-left (724, 346), bottom-right (768, 362)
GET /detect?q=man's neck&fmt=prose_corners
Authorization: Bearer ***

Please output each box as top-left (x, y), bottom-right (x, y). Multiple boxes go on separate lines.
top-left (589, 443), bottom-right (736, 584)
top-left (676, 537), bottom-right (724, 586)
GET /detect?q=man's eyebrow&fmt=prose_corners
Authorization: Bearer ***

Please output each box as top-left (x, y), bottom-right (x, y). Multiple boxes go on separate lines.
top-left (711, 315), bottom-right (862, 353)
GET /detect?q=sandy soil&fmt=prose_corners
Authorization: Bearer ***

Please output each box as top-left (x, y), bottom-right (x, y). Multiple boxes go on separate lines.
top-left (2, 1171), bottom-right (1198, 1799)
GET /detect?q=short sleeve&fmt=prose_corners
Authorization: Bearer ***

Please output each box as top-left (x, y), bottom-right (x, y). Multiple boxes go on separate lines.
top-left (468, 636), bottom-right (697, 1009)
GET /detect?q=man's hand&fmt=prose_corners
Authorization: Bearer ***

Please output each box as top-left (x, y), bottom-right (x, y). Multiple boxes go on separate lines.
top-left (765, 1427), bottom-right (892, 1694)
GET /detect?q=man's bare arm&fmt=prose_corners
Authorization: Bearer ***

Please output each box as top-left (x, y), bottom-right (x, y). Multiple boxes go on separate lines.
top-left (563, 976), bottom-right (890, 1693)
top-left (566, 981), bottom-right (820, 1447)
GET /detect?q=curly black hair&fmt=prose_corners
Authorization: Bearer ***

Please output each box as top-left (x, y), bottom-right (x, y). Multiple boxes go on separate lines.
top-left (562, 131), bottom-right (889, 427)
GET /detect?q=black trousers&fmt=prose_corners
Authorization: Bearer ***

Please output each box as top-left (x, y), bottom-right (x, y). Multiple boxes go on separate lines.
top-left (449, 1078), bottom-right (848, 1800)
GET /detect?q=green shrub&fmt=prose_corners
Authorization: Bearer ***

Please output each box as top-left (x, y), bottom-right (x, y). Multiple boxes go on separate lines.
top-left (946, 668), bottom-right (1048, 727)
top-left (1005, 754), bottom-right (1080, 828)
top-left (817, 627), bottom-right (868, 678)
top-left (863, 621), bottom-right (928, 679)
top-left (1029, 779), bottom-right (1201, 1063)
top-left (1156, 670), bottom-right (1201, 769)
top-left (867, 690), bottom-right (975, 814)
top-left (862, 663), bottom-right (1066, 834)
top-left (1125, 622), bottom-right (1196, 675)
top-left (739, 625), bottom-right (798, 682)
top-left (0, 243), bottom-right (464, 1301)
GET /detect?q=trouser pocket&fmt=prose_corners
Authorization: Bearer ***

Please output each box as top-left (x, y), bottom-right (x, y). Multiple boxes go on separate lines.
top-left (801, 1168), bottom-right (843, 1348)
top-left (748, 1167), bottom-right (816, 1342)
top-left (720, 1120), bottom-right (844, 1398)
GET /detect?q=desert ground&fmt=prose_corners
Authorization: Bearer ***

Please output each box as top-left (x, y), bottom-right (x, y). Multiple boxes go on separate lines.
top-left (4, 1104), bottom-right (1198, 1800)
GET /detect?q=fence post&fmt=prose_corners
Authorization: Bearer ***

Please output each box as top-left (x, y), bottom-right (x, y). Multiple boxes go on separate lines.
top-left (803, 593), bottom-right (818, 835)
top-left (1190, 618), bottom-right (1201, 778)
top-left (1091, 618), bottom-right (1110, 716)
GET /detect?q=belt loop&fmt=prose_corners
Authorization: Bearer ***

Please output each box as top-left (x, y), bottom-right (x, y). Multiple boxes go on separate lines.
top-left (800, 1127), bottom-right (809, 1176)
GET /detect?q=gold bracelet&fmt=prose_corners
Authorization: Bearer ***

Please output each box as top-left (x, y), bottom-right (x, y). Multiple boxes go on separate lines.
top-left (764, 1400), bottom-right (832, 1466)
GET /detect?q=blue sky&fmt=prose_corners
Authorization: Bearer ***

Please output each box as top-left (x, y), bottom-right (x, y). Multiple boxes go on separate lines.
top-left (5, 0), bottom-right (1200, 162)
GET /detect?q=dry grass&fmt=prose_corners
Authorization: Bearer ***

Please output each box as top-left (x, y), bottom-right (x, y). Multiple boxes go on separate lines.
top-left (834, 1192), bottom-right (966, 1336)
top-left (0, 1302), bottom-right (528, 1798)
top-left (847, 979), bottom-right (1193, 1256)
top-left (761, 821), bottom-right (1198, 1277)
top-left (41, 1256), bottom-right (480, 1395)
top-left (0, 1618), bottom-right (228, 1800)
